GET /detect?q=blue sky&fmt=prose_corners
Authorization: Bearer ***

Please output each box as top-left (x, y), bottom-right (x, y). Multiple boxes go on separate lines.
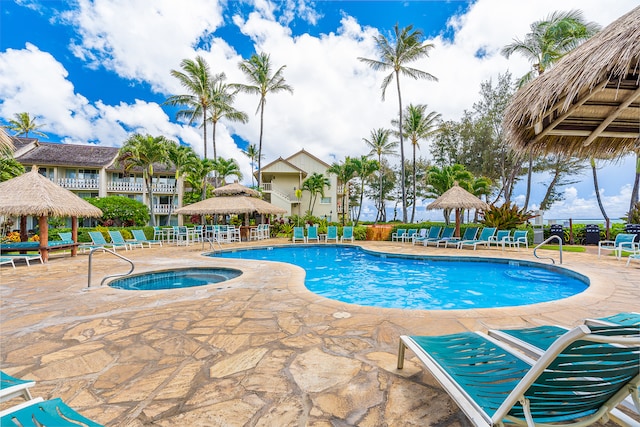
top-left (1, 0), bottom-right (637, 221)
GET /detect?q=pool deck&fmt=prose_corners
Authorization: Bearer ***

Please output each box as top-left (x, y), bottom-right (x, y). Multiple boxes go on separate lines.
top-left (1, 239), bottom-right (638, 426)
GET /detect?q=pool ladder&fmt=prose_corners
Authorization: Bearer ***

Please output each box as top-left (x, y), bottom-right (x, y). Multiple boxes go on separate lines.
top-left (203, 237), bottom-right (223, 252)
top-left (533, 235), bottom-right (563, 264)
top-left (87, 246), bottom-right (135, 288)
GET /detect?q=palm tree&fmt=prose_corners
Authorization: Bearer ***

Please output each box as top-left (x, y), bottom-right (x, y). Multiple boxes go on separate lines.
top-left (3, 112), bottom-right (48, 138)
top-left (182, 158), bottom-right (216, 204)
top-left (425, 164), bottom-right (474, 224)
top-left (351, 156), bottom-right (379, 226)
top-left (358, 24), bottom-right (437, 223)
top-left (242, 144), bottom-right (262, 187)
top-left (165, 56), bottom-right (217, 159)
top-left (327, 157), bottom-right (357, 225)
top-left (502, 10), bottom-right (600, 210)
top-left (207, 75), bottom-right (248, 162)
top-left (166, 143), bottom-right (198, 224)
top-left (393, 104), bottom-right (441, 222)
top-left (363, 128), bottom-right (396, 223)
top-left (301, 172), bottom-right (331, 216)
top-left (235, 52), bottom-right (293, 189)
top-left (117, 134), bottom-right (172, 226)
top-left (211, 157), bottom-right (242, 185)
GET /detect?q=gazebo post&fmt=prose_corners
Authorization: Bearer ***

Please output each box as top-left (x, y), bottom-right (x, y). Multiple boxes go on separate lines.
top-left (38, 215), bottom-right (49, 263)
top-left (19, 216), bottom-right (28, 241)
top-left (455, 209), bottom-right (461, 238)
top-left (71, 216), bottom-right (78, 256)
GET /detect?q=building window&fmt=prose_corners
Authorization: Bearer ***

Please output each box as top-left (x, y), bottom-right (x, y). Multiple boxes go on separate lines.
top-left (320, 197), bottom-right (331, 204)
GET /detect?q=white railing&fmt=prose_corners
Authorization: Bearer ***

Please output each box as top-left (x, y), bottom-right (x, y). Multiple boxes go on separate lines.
top-left (261, 183), bottom-right (272, 191)
top-left (57, 178), bottom-right (99, 189)
top-left (108, 182), bottom-right (145, 192)
top-left (153, 204), bottom-right (178, 214)
top-left (261, 183), bottom-right (294, 202)
top-left (152, 183), bottom-right (175, 193)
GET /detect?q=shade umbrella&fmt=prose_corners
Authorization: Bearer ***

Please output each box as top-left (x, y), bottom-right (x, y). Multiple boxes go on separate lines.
top-left (213, 182), bottom-right (260, 197)
top-left (426, 183), bottom-right (489, 237)
top-left (0, 165), bottom-right (103, 261)
top-left (175, 196), bottom-right (286, 216)
top-left (503, 6), bottom-right (640, 158)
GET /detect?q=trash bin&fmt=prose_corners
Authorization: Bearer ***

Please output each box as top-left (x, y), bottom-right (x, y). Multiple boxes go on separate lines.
top-left (549, 224), bottom-right (564, 244)
top-left (625, 224), bottom-right (640, 243)
top-left (533, 225), bottom-right (544, 244)
top-left (584, 224), bottom-right (600, 245)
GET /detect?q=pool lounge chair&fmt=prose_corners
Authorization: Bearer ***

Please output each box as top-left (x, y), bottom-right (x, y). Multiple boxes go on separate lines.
top-left (441, 227), bottom-right (479, 248)
top-left (457, 227), bottom-right (496, 250)
top-left (402, 229), bottom-right (418, 243)
top-left (0, 397), bottom-right (104, 427)
top-left (292, 227), bottom-right (306, 243)
top-left (307, 225), bottom-right (320, 243)
top-left (57, 232), bottom-right (74, 243)
top-left (0, 257), bottom-right (16, 269)
top-left (488, 230), bottom-right (511, 250)
top-left (131, 229), bottom-right (163, 248)
top-left (411, 228), bottom-right (429, 245)
top-left (0, 371), bottom-right (34, 403)
top-left (2, 253), bottom-right (43, 267)
top-left (415, 226), bottom-right (440, 246)
top-left (89, 231), bottom-right (126, 252)
top-left (341, 226), bottom-right (354, 243)
top-left (503, 230), bottom-right (529, 250)
top-left (398, 325), bottom-right (640, 427)
top-left (326, 226), bottom-right (338, 243)
top-left (599, 233), bottom-right (637, 259)
top-left (109, 230), bottom-right (140, 250)
top-left (426, 226), bottom-right (453, 247)
top-left (391, 228), bottom-right (406, 242)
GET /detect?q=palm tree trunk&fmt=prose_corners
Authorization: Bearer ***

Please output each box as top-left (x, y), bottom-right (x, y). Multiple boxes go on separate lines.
top-left (590, 157), bottom-right (609, 232)
top-left (257, 98), bottom-right (265, 189)
top-left (523, 154), bottom-right (533, 210)
top-left (630, 152), bottom-right (640, 213)
top-left (411, 142), bottom-right (417, 223)
top-left (203, 109), bottom-right (208, 160)
top-left (146, 172), bottom-right (156, 227)
top-left (355, 181), bottom-right (365, 226)
top-left (377, 154), bottom-right (383, 224)
top-left (395, 71), bottom-right (407, 223)
top-left (539, 168), bottom-right (560, 211)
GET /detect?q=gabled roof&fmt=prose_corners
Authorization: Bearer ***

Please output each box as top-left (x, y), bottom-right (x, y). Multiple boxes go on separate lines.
top-left (259, 156), bottom-right (307, 174)
top-left (16, 141), bottom-right (119, 168)
top-left (285, 148), bottom-right (331, 168)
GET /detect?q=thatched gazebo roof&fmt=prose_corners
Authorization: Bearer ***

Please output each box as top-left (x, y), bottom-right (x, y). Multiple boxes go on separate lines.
top-left (503, 6), bottom-right (640, 158)
top-left (213, 182), bottom-right (260, 197)
top-left (0, 166), bottom-right (103, 217)
top-left (426, 184), bottom-right (488, 237)
top-left (175, 196), bottom-right (286, 216)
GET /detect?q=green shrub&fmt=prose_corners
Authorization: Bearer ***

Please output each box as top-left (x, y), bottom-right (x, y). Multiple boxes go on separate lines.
top-left (482, 203), bottom-right (535, 229)
top-left (86, 196), bottom-right (150, 226)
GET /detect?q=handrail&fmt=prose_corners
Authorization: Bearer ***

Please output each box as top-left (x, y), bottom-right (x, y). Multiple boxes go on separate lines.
top-left (533, 235), bottom-right (563, 264)
top-left (87, 247), bottom-right (135, 288)
top-left (202, 237), bottom-right (223, 252)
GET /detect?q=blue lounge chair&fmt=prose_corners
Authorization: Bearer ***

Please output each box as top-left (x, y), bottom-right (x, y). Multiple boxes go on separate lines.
top-left (391, 228), bottom-right (406, 242)
top-left (341, 226), bottom-right (354, 243)
top-left (307, 225), bottom-right (320, 243)
top-left (0, 257), bottom-right (16, 269)
top-left (0, 397), bottom-right (103, 426)
top-left (326, 226), bottom-right (338, 243)
top-left (1, 253), bottom-right (43, 267)
top-left (89, 231), bottom-right (126, 252)
top-left (442, 227), bottom-right (478, 248)
top-left (411, 228), bottom-right (428, 245)
top-left (457, 227), bottom-right (496, 250)
top-left (57, 232), bottom-right (74, 243)
top-left (0, 371), bottom-right (33, 403)
top-left (108, 230), bottom-right (140, 250)
top-left (426, 226), bottom-right (453, 247)
top-left (131, 229), bottom-right (163, 248)
top-left (599, 233), bottom-right (637, 259)
top-left (403, 229), bottom-right (418, 243)
top-left (503, 230), bottom-right (529, 250)
top-left (292, 227), bottom-right (306, 243)
top-left (488, 230), bottom-right (511, 250)
top-left (415, 227), bottom-right (439, 246)
top-left (398, 325), bottom-right (640, 427)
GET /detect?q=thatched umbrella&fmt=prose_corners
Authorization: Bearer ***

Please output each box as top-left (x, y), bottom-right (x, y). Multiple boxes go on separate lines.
top-left (503, 6), bottom-right (640, 158)
top-left (0, 166), bottom-right (103, 261)
top-left (426, 183), bottom-right (489, 237)
top-left (175, 196), bottom-right (286, 216)
top-left (213, 182), bottom-right (260, 197)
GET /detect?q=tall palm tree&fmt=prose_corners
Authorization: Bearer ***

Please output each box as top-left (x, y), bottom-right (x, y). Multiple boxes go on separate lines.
top-left (235, 52), bottom-right (293, 189)
top-left (165, 56), bottom-right (217, 159)
top-left (3, 112), bottom-right (48, 138)
top-left (301, 172), bottom-right (331, 216)
top-left (363, 128), bottom-right (397, 223)
top-left (182, 158), bottom-right (216, 204)
top-left (211, 157), bottom-right (242, 185)
top-left (166, 143), bottom-right (198, 225)
top-left (117, 134), bottom-right (172, 226)
top-left (351, 156), bottom-right (379, 226)
top-left (502, 10), bottom-right (600, 210)
top-left (590, 156), bottom-right (609, 235)
top-left (242, 143), bottom-right (262, 187)
top-left (207, 74), bottom-right (249, 162)
top-left (393, 104), bottom-right (441, 223)
top-left (327, 157), bottom-right (357, 225)
top-left (358, 24), bottom-right (437, 223)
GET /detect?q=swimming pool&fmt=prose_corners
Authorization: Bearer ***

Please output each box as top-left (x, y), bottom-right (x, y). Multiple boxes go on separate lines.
top-left (109, 267), bottom-right (242, 290)
top-left (212, 246), bottom-right (589, 310)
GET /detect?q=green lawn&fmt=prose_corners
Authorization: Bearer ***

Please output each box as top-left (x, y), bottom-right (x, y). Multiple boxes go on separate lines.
top-left (537, 245), bottom-right (586, 253)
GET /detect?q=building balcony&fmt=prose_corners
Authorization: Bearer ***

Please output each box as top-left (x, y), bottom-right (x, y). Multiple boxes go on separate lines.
top-left (153, 204), bottom-right (179, 214)
top-left (57, 178), bottom-right (99, 190)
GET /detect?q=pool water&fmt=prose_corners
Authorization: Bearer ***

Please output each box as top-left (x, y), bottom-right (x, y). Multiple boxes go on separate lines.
top-left (212, 246), bottom-right (589, 310)
top-left (109, 268), bottom-right (242, 290)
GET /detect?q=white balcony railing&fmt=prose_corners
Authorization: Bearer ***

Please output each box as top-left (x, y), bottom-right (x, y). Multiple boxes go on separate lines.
top-left (153, 204), bottom-right (178, 214)
top-left (57, 178), bottom-right (99, 190)
top-left (107, 182), bottom-right (175, 193)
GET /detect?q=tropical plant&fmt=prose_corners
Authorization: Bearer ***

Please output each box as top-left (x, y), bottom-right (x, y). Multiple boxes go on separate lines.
top-left (481, 202), bottom-right (535, 229)
top-left (116, 133), bottom-right (172, 226)
top-left (165, 56), bottom-right (218, 159)
top-left (350, 156), bottom-right (379, 226)
top-left (301, 172), bottom-right (331, 216)
top-left (327, 157), bottom-right (357, 225)
top-left (3, 112), bottom-right (48, 138)
top-left (363, 128), bottom-right (396, 223)
top-left (183, 157), bottom-right (216, 203)
top-left (0, 157), bottom-right (25, 182)
top-left (358, 23), bottom-right (437, 223)
top-left (207, 74), bottom-right (248, 162)
top-left (212, 157), bottom-right (242, 185)
top-left (166, 143), bottom-right (198, 224)
top-left (86, 196), bottom-right (150, 227)
top-left (235, 52), bottom-right (293, 189)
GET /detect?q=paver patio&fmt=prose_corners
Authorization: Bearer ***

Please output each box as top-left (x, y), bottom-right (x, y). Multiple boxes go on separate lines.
top-left (1, 239), bottom-right (638, 426)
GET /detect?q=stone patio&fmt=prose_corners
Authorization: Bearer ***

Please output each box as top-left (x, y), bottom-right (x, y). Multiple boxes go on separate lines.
top-left (1, 239), bottom-right (638, 426)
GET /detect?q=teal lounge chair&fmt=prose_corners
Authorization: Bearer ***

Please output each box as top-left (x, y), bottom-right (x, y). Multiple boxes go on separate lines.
top-left (415, 227), bottom-right (440, 246)
top-left (0, 371), bottom-right (33, 403)
top-left (292, 227), bottom-right (306, 243)
top-left (504, 230), bottom-right (528, 250)
top-left (599, 233), bottom-right (637, 259)
top-left (398, 325), bottom-right (640, 427)
top-left (326, 226), bottom-right (338, 243)
top-left (402, 229), bottom-right (418, 243)
top-left (89, 231), bottom-right (126, 252)
top-left (0, 257), bottom-right (16, 269)
top-left (341, 226), bottom-right (354, 243)
top-left (442, 227), bottom-right (478, 248)
top-left (2, 253), bottom-right (43, 267)
top-left (488, 230), bottom-right (511, 250)
top-left (108, 230), bottom-right (139, 250)
top-left (131, 229), bottom-right (163, 248)
top-left (391, 228), bottom-right (406, 242)
top-left (411, 228), bottom-right (428, 245)
top-left (457, 227), bottom-right (496, 250)
top-left (0, 397), bottom-right (103, 426)
top-left (58, 232), bottom-right (73, 243)
top-left (426, 226), bottom-right (453, 247)
top-left (307, 225), bottom-right (320, 243)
